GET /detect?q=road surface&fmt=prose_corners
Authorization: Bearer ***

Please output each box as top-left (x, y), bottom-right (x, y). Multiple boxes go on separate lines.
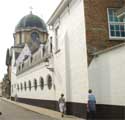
top-left (0, 98), bottom-right (58, 120)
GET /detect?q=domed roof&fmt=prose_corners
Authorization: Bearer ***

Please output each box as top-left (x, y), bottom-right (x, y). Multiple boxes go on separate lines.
top-left (15, 13), bottom-right (47, 32)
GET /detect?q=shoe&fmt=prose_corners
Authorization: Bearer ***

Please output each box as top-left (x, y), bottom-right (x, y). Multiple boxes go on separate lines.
top-left (61, 114), bottom-right (64, 117)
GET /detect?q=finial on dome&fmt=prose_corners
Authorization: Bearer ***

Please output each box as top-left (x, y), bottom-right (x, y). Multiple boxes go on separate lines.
top-left (29, 6), bottom-right (33, 14)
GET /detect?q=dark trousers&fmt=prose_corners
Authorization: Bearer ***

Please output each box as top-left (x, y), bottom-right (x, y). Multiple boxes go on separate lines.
top-left (87, 111), bottom-right (96, 120)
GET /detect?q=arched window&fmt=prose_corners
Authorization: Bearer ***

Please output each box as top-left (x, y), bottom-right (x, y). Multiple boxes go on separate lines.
top-left (24, 82), bottom-right (27, 91)
top-left (40, 77), bottom-right (44, 90)
top-left (34, 79), bottom-right (37, 90)
top-left (17, 84), bottom-right (19, 91)
top-left (47, 75), bottom-right (52, 90)
top-left (20, 83), bottom-right (23, 90)
top-left (31, 32), bottom-right (40, 41)
top-left (29, 80), bottom-right (31, 91)
top-left (20, 83), bottom-right (23, 91)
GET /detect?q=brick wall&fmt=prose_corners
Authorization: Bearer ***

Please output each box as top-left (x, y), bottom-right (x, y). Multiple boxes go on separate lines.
top-left (84, 0), bottom-right (124, 64)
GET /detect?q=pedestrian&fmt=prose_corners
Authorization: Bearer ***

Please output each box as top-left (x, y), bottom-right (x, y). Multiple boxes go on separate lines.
top-left (58, 93), bottom-right (66, 118)
top-left (87, 89), bottom-right (96, 120)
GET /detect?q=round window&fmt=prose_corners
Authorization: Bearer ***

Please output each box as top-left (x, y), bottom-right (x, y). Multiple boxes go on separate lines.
top-left (34, 79), bottom-right (37, 90)
top-left (29, 81), bottom-right (31, 91)
top-left (40, 77), bottom-right (44, 90)
top-left (47, 75), bottom-right (52, 90)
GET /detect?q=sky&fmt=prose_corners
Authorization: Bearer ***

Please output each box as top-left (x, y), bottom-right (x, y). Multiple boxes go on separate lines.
top-left (0, 0), bottom-right (61, 80)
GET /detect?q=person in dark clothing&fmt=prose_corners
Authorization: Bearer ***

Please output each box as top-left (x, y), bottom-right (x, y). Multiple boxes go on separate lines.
top-left (87, 89), bottom-right (96, 120)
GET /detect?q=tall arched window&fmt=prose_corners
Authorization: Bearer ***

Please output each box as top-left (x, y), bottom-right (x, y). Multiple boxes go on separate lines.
top-left (29, 80), bottom-right (31, 91)
top-left (47, 75), bottom-right (52, 90)
top-left (40, 77), bottom-right (44, 90)
top-left (34, 79), bottom-right (37, 90)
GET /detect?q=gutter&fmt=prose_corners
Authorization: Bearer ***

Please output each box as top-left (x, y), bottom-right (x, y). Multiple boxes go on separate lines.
top-left (92, 43), bottom-right (125, 56)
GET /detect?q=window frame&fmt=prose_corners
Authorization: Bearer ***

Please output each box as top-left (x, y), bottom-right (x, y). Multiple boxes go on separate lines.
top-left (107, 8), bottom-right (125, 40)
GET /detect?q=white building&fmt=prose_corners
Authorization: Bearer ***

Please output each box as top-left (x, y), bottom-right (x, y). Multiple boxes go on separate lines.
top-left (10, 0), bottom-right (88, 118)
top-left (47, 0), bottom-right (88, 117)
top-left (88, 43), bottom-right (125, 119)
top-left (10, 0), bottom-right (125, 119)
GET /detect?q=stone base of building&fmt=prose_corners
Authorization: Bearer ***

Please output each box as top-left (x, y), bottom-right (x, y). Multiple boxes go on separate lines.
top-left (96, 104), bottom-right (124, 119)
top-left (11, 97), bottom-right (124, 119)
top-left (10, 97), bottom-right (87, 118)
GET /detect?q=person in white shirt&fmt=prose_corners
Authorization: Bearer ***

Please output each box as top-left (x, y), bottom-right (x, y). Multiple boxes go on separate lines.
top-left (58, 93), bottom-right (66, 117)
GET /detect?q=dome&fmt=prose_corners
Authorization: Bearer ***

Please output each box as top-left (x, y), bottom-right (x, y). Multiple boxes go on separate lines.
top-left (15, 13), bottom-right (47, 32)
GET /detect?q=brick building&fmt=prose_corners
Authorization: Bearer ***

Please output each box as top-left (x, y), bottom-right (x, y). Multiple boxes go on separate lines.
top-left (84, 0), bottom-right (125, 64)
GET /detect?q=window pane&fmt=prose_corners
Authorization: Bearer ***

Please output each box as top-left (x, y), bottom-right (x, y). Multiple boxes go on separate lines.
top-left (116, 31), bottom-right (120, 36)
top-left (114, 17), bottom-right (118, 22)
top-left (115, 25), bottom-right (119, 30)
top-left (109, 16), bottom-right (114, 21)
top-left (118, 18), bottom-right (123, 22)
top-left (111, 31), bottom-right (115, 36)
top-left (120, 25), bottom-right (124, 31)
top-left (109, 9), bottom-right (113, 15)
top-left (121, 32), bottom-right (125, 37)
top-left (110, 25), bottom-right (114, 30)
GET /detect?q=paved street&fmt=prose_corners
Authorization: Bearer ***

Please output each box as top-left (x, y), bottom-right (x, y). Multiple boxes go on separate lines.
top-left (0, 98), bottom-right (58, 120)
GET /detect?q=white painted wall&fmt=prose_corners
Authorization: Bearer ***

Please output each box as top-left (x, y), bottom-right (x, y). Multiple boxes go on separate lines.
top-left (89, 45), bottom-right (125, 106)
top-left (52, 0), bottom-right (88, 103)
top-left (17, 64), bottom-right (55, 100)
top-left (11, 44), bottom-right (56, 100)
top-left (11, 61), bottom-right (56, 100)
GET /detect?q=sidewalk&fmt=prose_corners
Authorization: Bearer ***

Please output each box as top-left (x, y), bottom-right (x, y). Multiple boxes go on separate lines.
top-left (1, 98), bottom-right (85, 120)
